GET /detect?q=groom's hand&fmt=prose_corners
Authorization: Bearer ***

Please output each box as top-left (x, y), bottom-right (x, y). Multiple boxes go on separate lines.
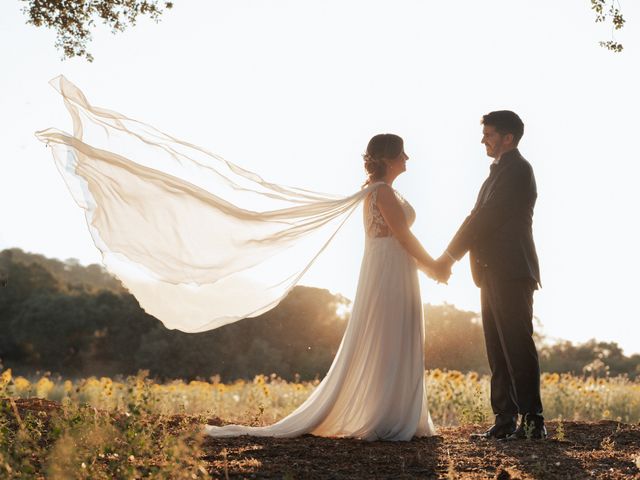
top-left (418, 262), bottom-right (445, 284)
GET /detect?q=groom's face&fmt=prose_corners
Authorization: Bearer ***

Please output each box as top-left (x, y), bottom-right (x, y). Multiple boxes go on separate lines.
top-left (481, 125), bottom-right (509, 159)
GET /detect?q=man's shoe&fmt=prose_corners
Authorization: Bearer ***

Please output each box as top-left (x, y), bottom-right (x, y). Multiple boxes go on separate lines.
top-left (470, 414), bottom-right (517, 440)
top-left (503, 414), bottom-right (547, 441)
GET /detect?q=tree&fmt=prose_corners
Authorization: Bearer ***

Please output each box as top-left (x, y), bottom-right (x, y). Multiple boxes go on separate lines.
top-left (0, 250), bottom-right (9, 287)
top-left (3, 248), bottom-right (639, 380)
top-left (423, 303), bottom-right (489, 374)
top-left (539, 339), bottom-right (640, 378)
top-left (20, 0), bottom-right (173, 62)
top-left (591, 0), bottom-right (626, 52)
top-left (21, 2), bottom-right (626, 62)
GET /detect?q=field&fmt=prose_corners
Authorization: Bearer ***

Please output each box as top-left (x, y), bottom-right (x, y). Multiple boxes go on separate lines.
top-left (1, 369), bottom-right (639, 479)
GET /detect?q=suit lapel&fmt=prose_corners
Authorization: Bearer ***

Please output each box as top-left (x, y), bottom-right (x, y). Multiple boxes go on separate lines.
top-left (473, 176), bottom-right (493, 211)
top-left (474, 149), bottom-right (521, 210)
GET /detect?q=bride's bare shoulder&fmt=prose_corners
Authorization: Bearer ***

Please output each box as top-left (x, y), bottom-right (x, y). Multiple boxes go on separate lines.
top-left (374, 183), bottom-right (399, 204)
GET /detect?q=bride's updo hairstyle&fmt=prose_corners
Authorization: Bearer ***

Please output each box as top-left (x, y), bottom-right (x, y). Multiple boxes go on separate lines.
top-left (362, 134), bottom-right (404, 187)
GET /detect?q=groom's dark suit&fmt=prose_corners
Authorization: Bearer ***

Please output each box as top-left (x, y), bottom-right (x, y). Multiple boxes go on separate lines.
top-left (446, 148), bottom-right (543, 416)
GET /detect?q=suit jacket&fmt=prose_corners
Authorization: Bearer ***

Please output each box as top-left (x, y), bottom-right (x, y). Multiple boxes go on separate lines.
top-left (447, 148), bottom-right (540, 288)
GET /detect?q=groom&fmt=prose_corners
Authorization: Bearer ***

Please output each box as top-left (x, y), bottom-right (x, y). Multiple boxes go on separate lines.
top-left (435, 110), bottom-right (545, 440)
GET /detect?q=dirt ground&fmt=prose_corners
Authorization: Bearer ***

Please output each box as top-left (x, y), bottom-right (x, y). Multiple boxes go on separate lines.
top-left (7, 398), bottom-right (640, 479)
top-left (202, 419), bottom-right (640, 479)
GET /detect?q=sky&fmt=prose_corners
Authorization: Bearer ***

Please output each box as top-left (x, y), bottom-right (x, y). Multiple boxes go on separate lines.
top-left (1, 1), bottom-right (639, 354)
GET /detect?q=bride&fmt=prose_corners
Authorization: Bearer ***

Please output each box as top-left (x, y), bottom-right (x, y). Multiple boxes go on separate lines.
top-left (206, 133), bottom-right (440, 440)
top-left (36, 77), bottom-right (442, 441)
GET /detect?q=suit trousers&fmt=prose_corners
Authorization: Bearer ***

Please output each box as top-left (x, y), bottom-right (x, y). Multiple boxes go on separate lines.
top-left (480, 271), bottom-right (543, 416)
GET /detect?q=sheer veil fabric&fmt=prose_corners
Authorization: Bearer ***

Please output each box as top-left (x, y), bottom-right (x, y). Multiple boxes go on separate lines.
top-left (35, 76), bottom-right (376, 332)
top-left (36, 76), bottom-right (436, 440)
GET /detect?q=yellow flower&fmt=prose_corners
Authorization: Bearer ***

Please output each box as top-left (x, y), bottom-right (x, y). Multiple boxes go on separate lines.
top-left (14, 377), bottom-right (30, 391)
top-left (544, 373), bottom-right (560, 384)
top-left (189, 380), bottom-right (210, 389)
top-left (1, 369), bottom-right (11, 384)
top-left (100, 377), bottom-right (113, 388)
top-left (85, 377), bottom-right (101, 389)
top-left (36, 377), bottom-right (55, 398)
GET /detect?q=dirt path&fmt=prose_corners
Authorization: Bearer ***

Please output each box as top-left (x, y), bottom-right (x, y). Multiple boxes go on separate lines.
top-left (203, 421), bottom-right (640, 479)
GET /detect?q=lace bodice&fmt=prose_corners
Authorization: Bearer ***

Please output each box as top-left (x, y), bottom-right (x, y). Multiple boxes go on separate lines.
top-left (364, 184), bottom-right (416, 238)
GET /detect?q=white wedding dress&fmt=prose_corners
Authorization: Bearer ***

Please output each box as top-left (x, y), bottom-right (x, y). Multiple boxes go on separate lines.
top-left (35, 76), bottom-right (435, 441)
top-left (204, 186), bottom-right (436, 440)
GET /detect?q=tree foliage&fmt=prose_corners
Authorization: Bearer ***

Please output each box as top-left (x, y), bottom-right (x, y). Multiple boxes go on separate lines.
top-left (20, 0), bottom-right (173, 61)
top-left (591, 0), bottom-right (626, 52)
top-left (20, 2), bottom-right (627, 62)
top-left (1, 248), bottom-right (639, 381)
top-left (540, 339), bottom-right (640, 377)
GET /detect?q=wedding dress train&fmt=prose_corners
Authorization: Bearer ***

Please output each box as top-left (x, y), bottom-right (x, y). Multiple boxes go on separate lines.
top-left (204, 187), bottom-right (436, 440)
top-left (36, 76), bottom-right (435, 441)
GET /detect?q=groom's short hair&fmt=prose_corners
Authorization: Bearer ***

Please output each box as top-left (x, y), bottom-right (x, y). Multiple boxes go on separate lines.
top-left (482, 110), bottom-right (524, 145)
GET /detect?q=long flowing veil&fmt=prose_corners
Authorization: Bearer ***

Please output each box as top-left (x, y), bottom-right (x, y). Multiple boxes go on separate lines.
top-left (35, 76), bottom-right (374, 332)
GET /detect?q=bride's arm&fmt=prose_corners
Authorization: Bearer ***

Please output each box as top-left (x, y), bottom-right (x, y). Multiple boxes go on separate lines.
top-left (375, 185), bottom-right (436, 272)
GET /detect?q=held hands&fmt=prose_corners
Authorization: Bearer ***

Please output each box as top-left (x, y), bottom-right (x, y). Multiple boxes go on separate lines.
top-left (435, 254), bottom-right (454, 284)
top-left (420, 254), bottom-right (454, 284)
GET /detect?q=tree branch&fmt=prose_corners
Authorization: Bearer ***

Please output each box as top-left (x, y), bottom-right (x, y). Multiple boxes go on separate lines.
top-left (21, 0), bottom-right (173, 62)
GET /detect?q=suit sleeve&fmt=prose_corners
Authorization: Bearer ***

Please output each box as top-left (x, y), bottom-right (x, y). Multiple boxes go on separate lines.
top-left (447, 161), bottom-right (534, 260)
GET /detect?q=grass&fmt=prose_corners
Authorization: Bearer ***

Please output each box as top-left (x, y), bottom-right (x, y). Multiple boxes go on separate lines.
top-left (1, 368), bottom-right (639, 478)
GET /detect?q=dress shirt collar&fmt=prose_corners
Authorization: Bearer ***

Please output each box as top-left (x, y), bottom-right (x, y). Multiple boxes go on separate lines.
top-left (492, 148), bottom-right (520, 167)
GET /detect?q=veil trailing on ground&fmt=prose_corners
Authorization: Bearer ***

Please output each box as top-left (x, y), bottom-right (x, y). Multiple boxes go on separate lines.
top-left (35, 76), bottom-right (376, 332)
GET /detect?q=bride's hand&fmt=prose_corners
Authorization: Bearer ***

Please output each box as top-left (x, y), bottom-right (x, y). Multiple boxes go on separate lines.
top-left (419, 263), bottom-right (447, 284)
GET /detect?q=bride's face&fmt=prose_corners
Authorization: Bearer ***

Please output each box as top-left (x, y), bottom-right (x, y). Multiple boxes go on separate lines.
top-left (386, 150), bottom-right (408, 176)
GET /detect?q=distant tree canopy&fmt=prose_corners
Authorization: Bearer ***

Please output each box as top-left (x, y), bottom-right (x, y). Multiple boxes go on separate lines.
top-left (1, 248), bottom-right (639, 381)
top-left (20, 1), bottom-right (626, 62)
top-left (539, 339), bottom-right (640, 378)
